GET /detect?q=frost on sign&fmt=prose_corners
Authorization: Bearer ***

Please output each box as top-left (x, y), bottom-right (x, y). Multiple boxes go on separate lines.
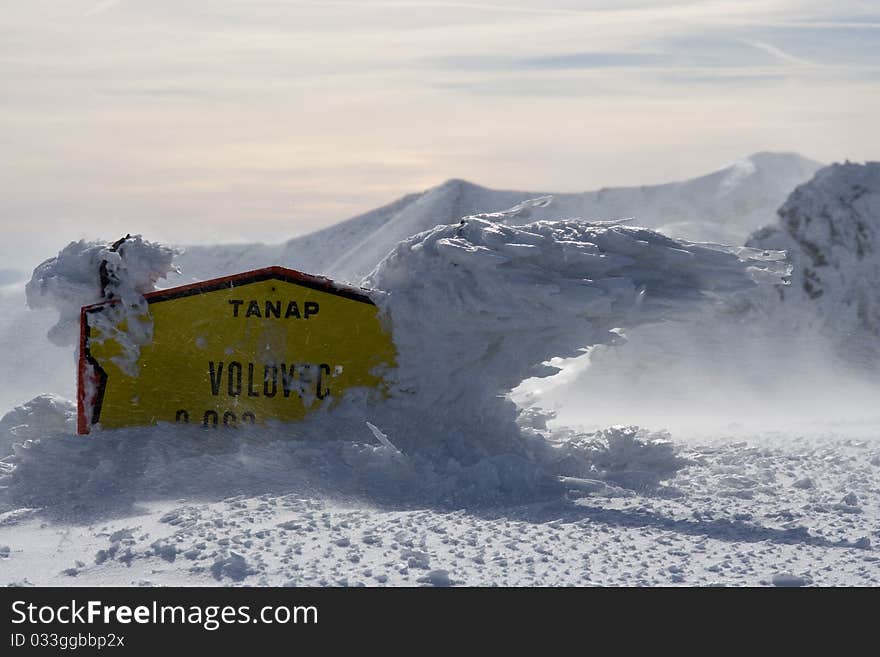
top-left (77, 266), bottom-right (396, 434)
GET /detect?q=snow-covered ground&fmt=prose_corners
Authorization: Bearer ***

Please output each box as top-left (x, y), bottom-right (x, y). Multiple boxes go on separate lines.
top-left (2, 156), bottom-right (879, 587)
top-left (2, 428), bottom-right (877, 587)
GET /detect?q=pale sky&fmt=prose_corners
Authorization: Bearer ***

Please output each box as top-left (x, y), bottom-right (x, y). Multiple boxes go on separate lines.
top-left (2, 0), bottom-right (879, 274)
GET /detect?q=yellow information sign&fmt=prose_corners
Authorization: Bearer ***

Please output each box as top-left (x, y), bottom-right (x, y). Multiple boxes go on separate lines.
top-left (77, 266), bottom-right (396, 434)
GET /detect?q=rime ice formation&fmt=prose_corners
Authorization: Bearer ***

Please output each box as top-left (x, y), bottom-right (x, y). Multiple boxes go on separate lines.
top-left (25, 236), bottom-right (177, 375)
top-left (363, 209), bottom-right (789, 461)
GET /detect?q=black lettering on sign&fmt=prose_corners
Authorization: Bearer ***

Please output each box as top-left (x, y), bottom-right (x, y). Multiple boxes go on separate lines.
top-left (228, 361), bottom-right (243, 397)
top-left (265, 300), bottom-right (281, 318)
top-left (245, 300), bottom-right (261, 318)
top-left (209, 361), bottom-right (223, 396)
top-left (175, 409), bottom-right (189, 423)
top-left (229, 300), bottom-right (320, 319)
top-left (203, 410), bottom-right (218, 428)
top-left (247, 363), bottom-right (260, 397)
top-left (208, 361), bottom-right (340, 400)
top-left (242, 412), bottom-right (256, 424)
top-left (263, 365), bottom-right (278, 397)
top-left (317, 363), bottom-right (331, 399)
top-left (223, 411), bottom-right (237, 427)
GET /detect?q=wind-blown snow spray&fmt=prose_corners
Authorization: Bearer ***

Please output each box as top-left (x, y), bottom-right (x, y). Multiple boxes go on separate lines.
top-left (538, 162), bottom-right (880, 433)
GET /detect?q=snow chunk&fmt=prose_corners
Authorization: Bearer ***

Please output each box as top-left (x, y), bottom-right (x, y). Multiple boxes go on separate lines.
top-left (554, 426), bottom-right (688, 490)
top-left (771, 573), bottom-right (808, 587)
top-left (210, 552), bottom-right (256, 582)
top-left (834, 492), bottom-right (862, 513)
top-left (418, 569), bottom-right (452, 587)
top-left (366, 422), bottom-right (401, 453)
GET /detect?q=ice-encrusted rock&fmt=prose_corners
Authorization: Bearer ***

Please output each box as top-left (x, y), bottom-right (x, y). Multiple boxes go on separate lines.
top-left (748, 161), bottom-right (880, 366)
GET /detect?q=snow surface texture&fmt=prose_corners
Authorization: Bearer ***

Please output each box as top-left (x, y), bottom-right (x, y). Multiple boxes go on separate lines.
top-left (26, 236), bottom-right (177, 377)
top-left (173, 152), bottom-right (820, 286)
top-left (1, 430), bottom-right (876, 586)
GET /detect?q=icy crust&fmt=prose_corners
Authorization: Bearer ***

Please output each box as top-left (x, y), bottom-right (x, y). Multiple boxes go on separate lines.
top-left (364, 214), bottom-right (789, 461)
top-left (747, 162), bottom-right (880, 365)
top-left (26, 236), bottom-right (177, 375)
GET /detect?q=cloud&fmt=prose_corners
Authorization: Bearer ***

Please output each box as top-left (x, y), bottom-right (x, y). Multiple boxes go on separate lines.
top-left (521, 52), bottom-right (667, 70)
top-left (84, 0), bottom-right (121, 18)
top-left (291, 0), bottom-right (590, 16)
top-left (1, 0), bottom-right (877, 274)
top-left (741, 39), bottom-right (815, 66)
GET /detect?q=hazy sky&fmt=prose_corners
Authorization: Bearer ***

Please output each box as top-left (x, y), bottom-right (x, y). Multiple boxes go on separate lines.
top-left (2, 0), bottom-right (878, 273)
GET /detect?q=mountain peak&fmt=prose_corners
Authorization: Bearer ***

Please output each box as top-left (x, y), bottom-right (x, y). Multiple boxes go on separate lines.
top-left (738, 151), bottom-right (824, 174)
top-left (433, 178), bottom-right (483, 195)
top-left (745, 150), bottom-right (814, 162)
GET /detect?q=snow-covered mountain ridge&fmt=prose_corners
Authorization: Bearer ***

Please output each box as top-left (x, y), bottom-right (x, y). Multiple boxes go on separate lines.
top-left (175, 152), bottom-right (821, 285)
